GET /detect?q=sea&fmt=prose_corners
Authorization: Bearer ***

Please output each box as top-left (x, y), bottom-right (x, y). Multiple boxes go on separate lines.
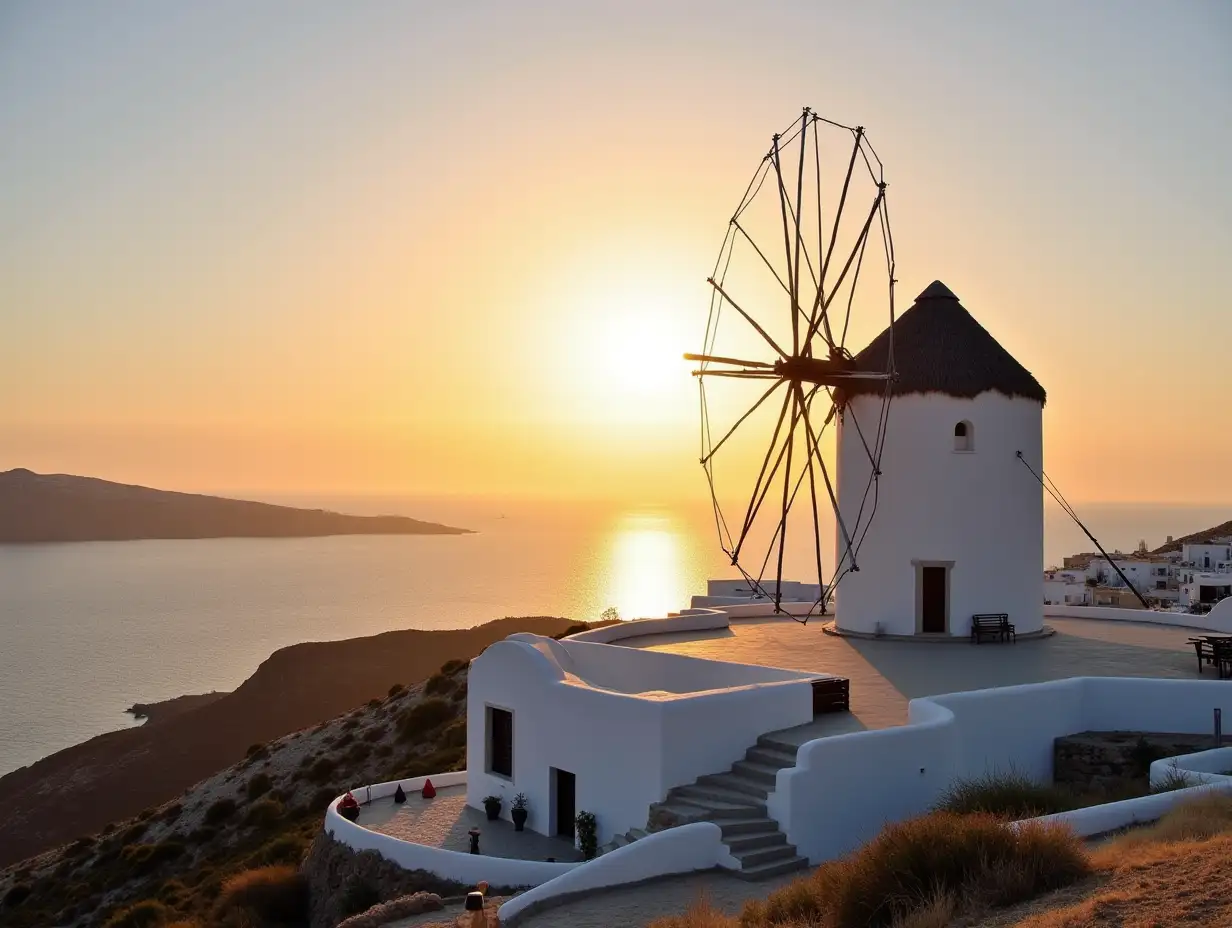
top-left (0, 495), bottom-right (1226, 777)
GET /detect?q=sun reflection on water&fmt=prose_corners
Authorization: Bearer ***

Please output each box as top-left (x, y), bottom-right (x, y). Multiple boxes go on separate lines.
top-left (599, 510), bottom-right (698, 620)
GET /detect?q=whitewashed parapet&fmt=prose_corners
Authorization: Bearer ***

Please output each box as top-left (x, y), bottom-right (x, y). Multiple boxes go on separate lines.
top-left (323, 772), bottom-right (577, 889)
top-left (772, 677), bottom-right (1232, 864)
top-left (1045, 602), bottom-right (1232, 634)
top-left (497, 822), bottom-right (724, 925)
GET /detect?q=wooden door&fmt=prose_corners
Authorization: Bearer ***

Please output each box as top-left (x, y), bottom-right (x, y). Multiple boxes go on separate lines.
top-left (921, 566), bottom-right (947, 633)
top-left (553, 768), bottom-right (576, 839)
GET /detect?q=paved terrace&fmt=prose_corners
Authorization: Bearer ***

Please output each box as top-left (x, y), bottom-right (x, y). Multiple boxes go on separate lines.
top-left (358, 783), bottom-right (582, 862)
top-left (621, 616), bottom-right (1204, 735)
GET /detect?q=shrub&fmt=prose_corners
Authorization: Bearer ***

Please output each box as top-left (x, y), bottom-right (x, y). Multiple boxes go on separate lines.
top-left (3, 884), bottom-right (32, 908)
top-left (340, 879), bottom-right (381, 917)
top-left (363, 725), bottom-right (386, 743)
top-left (246, 742), bottom-right (268, 760)
top-left (349, 743), bottom-right (372, 764)
top-left (204, 797), bottom-right (237, 825)
top-left (576, 810), bottom-right (598, 860)
top-left (251, 833), bottom-right (309, 867)
top-left (102, 899), bottom-right (172, 928)
top-left (188, 826), bottom-right (218, 844)
top-left (66, 835), bottom-right (96, 857)
top-left (376, 743), bottom-right (393, 757)
top-left (119, 821), bottom-right (149, 845)
top-left (934, 771), bottom-right (1076, 819)
top-left (423, 672), bottom-right (456, 697)
top-left (1150, 765), bottom-right (1192, 794)
top-left (396, 697), bottom-right (454, 741)
top-left (334, 730), bottom-right (355, 749)
top-left (398, 745), bottom-right (465, 779)
top-left (160, 802), bottom-right (183, 823)
top-left (367, 697), bottom-right (381, 709)
top-left (439, 658), bottom-right (467, 675)
top-left (1098, 792), bottom-right (1232, 852)
top-left (738, 812), bottom-right (1089, 928)
top-left (215, 866), bottom-right (308, 926)
top-left (120, 841), bottom-right (185, 874)
top-left (439, 718), bottom-right (466, 749)
top-left (312, 787), bottom-right (340, 810)
top-left (307, 756), bottom-right (338, 784)
top-left (553, 622), bottom-right (591, 639)
top-left (387, 683), bottom-right (405, 699)
top-left (342, 717), bottom-right (360, 731)
top-left (1129, 736), bottom-right (1167, 778)
top-left (245, 798), bottom-right (285, 828)
top-left (246, 772), bottom-right (274, 800)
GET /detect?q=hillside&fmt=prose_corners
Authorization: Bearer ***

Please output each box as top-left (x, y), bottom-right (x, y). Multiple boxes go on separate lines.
top-left (0, 469), bottom-right (471, 542)
top-left (1152, 518), bottom-right (1232, 554)
top-left (0, 616), bottom-right (578, 867)
top-left (0, 657), bottom-right (486, 928)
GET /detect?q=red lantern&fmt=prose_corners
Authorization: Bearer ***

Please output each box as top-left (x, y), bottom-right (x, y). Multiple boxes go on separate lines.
top-left (422, 778), bottom-right (437, 799)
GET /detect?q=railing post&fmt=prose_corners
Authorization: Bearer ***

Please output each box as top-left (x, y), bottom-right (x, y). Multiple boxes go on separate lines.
top-left (1216, 707), bottom-right (1223, 746)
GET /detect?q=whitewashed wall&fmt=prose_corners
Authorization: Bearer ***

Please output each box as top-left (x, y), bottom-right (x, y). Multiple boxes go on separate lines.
top-left (836, 392), bottom-right (1044, 637)
top-left (324, 773), bottom-right (578, 888)
top-left (1045, 602), bottom-right (1232, 634)
top-left (771, 676), bottom-right (1232, 863)
top-left (496, 823), bottom-right (725, 925)
top-left (466, 636), bottom-right (815, 845)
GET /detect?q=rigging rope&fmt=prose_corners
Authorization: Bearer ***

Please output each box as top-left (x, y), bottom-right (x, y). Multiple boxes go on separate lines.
top-left (1015, 451), bottom-right (1152, 610)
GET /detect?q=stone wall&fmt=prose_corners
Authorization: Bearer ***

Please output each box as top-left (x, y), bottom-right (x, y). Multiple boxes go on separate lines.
top-left (302, 830), bottom-right (518, 928)
top-left (1054, 731), bottom-right (1230, 789)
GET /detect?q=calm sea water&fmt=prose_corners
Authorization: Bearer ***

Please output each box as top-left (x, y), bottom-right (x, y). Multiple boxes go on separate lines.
top-left (0, 495), bottom-right (1226, 776)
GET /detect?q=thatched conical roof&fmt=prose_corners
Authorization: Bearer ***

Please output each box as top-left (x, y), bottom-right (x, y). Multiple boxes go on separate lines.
top-left (845, 281), bottom-right (1046, 404)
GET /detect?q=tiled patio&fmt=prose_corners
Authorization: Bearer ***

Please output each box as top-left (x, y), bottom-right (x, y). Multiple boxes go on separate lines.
top-left (358, 783), bottom-right (582, 862)
top-left (621, 615), bottom-right (1203, 733)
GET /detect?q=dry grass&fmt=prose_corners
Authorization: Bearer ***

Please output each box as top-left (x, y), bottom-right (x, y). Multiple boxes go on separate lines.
top-left (978, 792), bottom-right (1232, 928)
top-left (649, 813), bottom-right (1089, 928)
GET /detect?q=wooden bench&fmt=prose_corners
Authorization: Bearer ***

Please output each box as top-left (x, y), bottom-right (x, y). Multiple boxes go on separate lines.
top-left (971, 613), bottom-right (1015, 644)
top-left (811, 677), bottom-right (850, 714)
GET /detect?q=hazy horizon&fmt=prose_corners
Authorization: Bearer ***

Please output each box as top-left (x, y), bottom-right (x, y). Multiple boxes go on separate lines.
top-left (3, 1), bottom-right (1229, 504)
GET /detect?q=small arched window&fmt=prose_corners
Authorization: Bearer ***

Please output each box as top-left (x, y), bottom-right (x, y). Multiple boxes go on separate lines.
top-left (953, 420), bottom-right (974, 452)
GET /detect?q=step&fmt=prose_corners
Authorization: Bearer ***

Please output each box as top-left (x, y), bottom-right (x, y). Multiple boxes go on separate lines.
top-left (732, 843), bottom-right (800, 869)
top-left (757, 734), bottom-right (805, 756)
top-left (723, 829), bottom-right (788, 853)
top-left (697, 773), bottom-right (770, 800)
top-left (731, 759), bottom-right (784, 786)
top-left (734, 854), bottom-right (811, 881)
top-left (673, 784), bottom-right (767, 811)
top-left (609, 833), bottom-right (631, 849)
top-left (628, 828), bottom-right (648, 840)
top-left (717, 816), bottom-right (781, 838)
top-left (745, 745), bottom-right (799, 769)
top-left (650, 798), bottom-right (758, 827)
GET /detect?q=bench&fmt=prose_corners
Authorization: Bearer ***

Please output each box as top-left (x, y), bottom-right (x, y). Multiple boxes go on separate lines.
top-left (971, 613), bottom-right (1015, 644)
top-left (811, 677), bottom-right (850, 714)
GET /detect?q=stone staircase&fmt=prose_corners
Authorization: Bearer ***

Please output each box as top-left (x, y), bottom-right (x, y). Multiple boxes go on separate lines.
top-left (601, 730), bottom-right (811, 879)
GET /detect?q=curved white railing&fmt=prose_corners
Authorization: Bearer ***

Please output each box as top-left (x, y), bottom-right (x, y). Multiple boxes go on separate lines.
top-left (497, 822), bottom-right (725, 925)
top-left (324, 772), bottom-right (577, 888)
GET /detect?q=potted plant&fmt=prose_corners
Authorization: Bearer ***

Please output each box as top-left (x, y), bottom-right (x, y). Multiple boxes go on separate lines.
top-left (510, 793), bottom-right (528, 831)
top-left (482, 795), bottom-right (502, 821)
top-left (575, 810), bottom-right (598, 860)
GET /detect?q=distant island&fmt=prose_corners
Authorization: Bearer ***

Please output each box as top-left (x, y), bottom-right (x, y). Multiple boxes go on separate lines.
top-left (0, 468), bottom-right (472, 542)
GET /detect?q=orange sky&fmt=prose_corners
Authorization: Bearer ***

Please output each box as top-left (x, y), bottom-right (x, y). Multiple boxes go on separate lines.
top-left (2, 2), bottom-right (1229, 503)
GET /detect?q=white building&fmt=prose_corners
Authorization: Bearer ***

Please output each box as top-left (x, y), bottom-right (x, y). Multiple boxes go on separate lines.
top-left (693, 579), bottom-right (822, 608)
top-left (1044, 569), bottom-right (1090, 606)
top-left (834, 281), bottom-right (1045, 638)
top-left (1182, 542), bottom-right (1232, 572)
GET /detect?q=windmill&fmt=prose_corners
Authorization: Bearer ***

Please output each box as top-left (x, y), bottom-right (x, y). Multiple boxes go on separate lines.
top-left (687, 108), bottom-right (897, 620)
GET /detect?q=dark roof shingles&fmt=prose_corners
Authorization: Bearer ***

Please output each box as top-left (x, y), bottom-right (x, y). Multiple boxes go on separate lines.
top-left (845, 281), bottom-right (1046, 404)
